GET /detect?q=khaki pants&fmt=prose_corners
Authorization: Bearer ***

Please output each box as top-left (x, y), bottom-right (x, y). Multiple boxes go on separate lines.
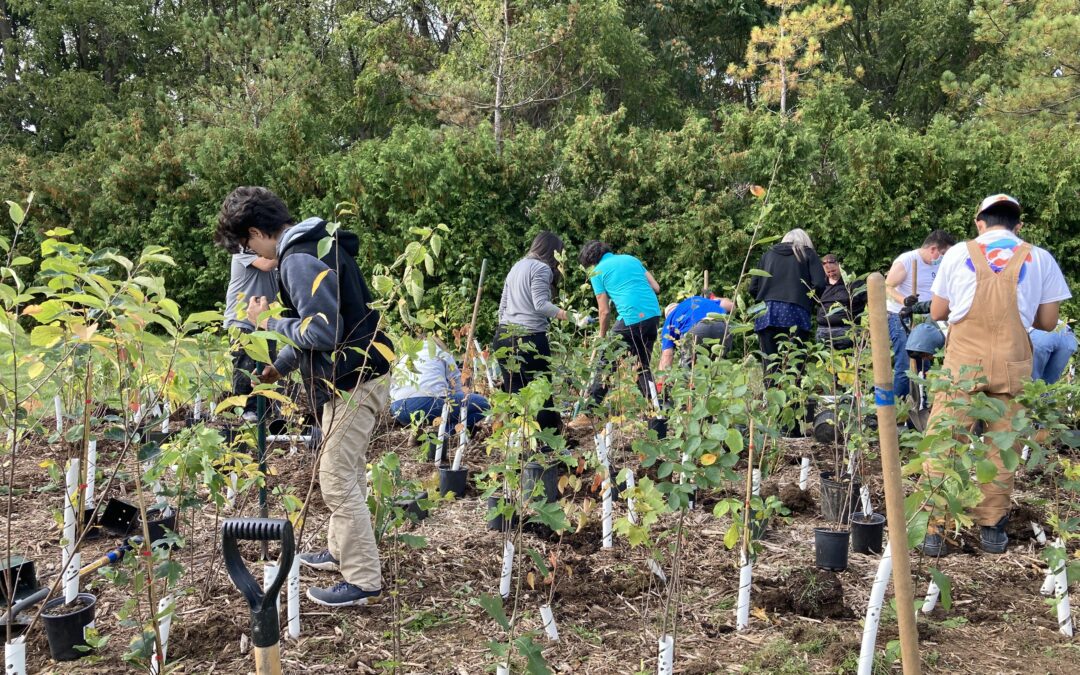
top-left (320, 375), bottom-right (389, 590)
top-left (923, 389), bottom-right (1022, 526)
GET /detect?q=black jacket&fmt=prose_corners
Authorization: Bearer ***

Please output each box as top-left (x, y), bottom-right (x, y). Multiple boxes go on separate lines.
top-left (271, 218), bottom-right (392, 397)
top-left (816, 279), bottom-right (867, 327)
top-left (749, 243), bottom-right (828, 313)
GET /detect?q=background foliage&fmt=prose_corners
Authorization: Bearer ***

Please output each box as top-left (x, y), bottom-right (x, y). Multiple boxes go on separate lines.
top-left (0, 0), bottom-right (1076, 333)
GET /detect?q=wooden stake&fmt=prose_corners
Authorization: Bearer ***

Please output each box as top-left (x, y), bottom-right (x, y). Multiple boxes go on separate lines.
top-left (866, 273), bottom-right (921, 675)
top-left (461, 259), bottom-right (488, 390)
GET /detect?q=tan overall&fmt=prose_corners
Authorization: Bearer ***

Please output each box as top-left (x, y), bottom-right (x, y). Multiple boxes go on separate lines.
top-left (924, 241), bottom-right (1032, 526)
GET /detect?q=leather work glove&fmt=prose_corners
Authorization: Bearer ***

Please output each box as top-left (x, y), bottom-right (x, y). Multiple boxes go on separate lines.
top-left (903, 295), bottom-right (918, 308)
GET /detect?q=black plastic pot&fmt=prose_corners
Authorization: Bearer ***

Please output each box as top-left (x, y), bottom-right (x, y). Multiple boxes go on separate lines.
top-left (81, 508), bottom-right (101, 540)
top-left (522, 462), bottom-right (560, 503)
top-left (395, 491), bottom-right (430, 522)
top-left (99, 498), bottom-right (138, 535)
top-left (438, 467), bottom-right (469, 498)
top-left (648, 417), bottom-right (668, 439)
top-left (813, 409), bottom-right (844, 445)
top-left (427, 437), bottom-right (451, 464)
top-left (814, 528), bottom-right (850, 572)
top-left (142, 507), bottom-right (177, 547)
top-left (819, 471), bottom-right (861, 524)
top-left (486, 494), bottom-right (519, 532)
top-left (851, 512), bottom-right (886, 554)
top-left (0, 555), bottom-right (38, 604)
top-left (42, 592), bottom-right (97, 661)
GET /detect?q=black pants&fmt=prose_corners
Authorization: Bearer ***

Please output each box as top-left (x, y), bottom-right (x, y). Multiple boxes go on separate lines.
top-left (589, 316), bottom-right (660, 406)
top-left (757, 326), bottom-right (809, 385)
top-left (492, 327), bottom-right (561, 433)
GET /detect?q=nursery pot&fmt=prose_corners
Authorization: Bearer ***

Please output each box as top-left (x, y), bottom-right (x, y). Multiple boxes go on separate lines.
top-left (438, 467), bottom-right (469, 499)
top-left (813, 409), bottom-right (844, 445)
top-left (42, 592), bottom-right (97, 662)
top-left (99, 498), bottom-right (139, 535)
top-left (81, 508), bottom-right (101, 540)
top-left (486, 494), bottom-right (519, 533)
top-left (522, 462), bottom-right (560, 504)
top-left (394, 491), bottom-right (430, 522)
top-left (851, 512), bottom-right (886, 555)
top-left (819, 471), bottom-right (861, 525)
top-left (0, 556), bottom-right (38, 604)
top-left (648, 417), bottom-right (668, 439)
top-left (142, 507), bottom-right (178, 548)
top-left (814, 528), bottom-right (850, 572)
top-left (427, 437), bottom-right (451, 464)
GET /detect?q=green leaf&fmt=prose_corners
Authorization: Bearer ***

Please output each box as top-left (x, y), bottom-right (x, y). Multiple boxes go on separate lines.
top-left (907, 510), bottom-right (929, 550)
top-left (6, 200), bottom-right (24, 226)
top-left (398, 533), bottom-right (427, 549)
top-left (430, 233), bottom-right (442, 257)
top-left (748, 269), bottom-right (772, 277)
top-left (928, 568), bottom-right (952, 611)
top-left (723, 522), bottom-right (739, 549)
top-left (974, 459), bottom-right (998, 484)
top-left (477, 594), bottom-right (510, 630)
top-left (317, 236), bottom-right (333, 259)
top-left (30, 324), bottom-right (64, 347)
top-left (514, 634), bottom-right (552, 675)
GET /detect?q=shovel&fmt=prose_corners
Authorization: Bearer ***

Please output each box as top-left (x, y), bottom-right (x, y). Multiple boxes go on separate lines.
top-left (222, 518), bottom-right (295, 675)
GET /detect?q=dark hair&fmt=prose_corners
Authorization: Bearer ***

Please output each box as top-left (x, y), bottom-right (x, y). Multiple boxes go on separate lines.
top-left (922, 229), bottom-right (956, 250)
top-left (215, 186), bottom-right (293, 250)
top-left (578, 240), bottom-right (611, 268)
top-left (977, 204), bottom-right (1021, 230)
top-left (526, 231), bottom-right (565, 287)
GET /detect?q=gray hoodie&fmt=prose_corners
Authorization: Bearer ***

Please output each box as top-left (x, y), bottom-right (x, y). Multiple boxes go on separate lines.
top-left (498, 257), bottom-right (560, 332)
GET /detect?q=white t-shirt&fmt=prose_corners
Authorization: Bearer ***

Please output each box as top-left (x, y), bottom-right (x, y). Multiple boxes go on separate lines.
top-left (389, 339), bottom-right (463, 401)
top-left (930, 229), bottom-right (1071, 327)
top-left (885, 249), bottom-right (940, 313)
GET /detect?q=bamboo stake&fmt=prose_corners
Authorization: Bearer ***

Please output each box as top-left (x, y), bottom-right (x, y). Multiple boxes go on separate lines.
top-left (461, 259), bottom-right (488, 390)
top-left (866, 273), bottom-right (921, 675)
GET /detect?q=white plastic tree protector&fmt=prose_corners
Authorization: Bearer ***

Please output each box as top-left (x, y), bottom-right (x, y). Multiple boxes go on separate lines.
top-left (435, 400), bottom-right (451, 463)
top-left (857, 543), bottom-right (893, 675)
top-left (647, 379), bottom-right (661, 412)
top-left (860, 485), bottom-right (872, 516)
top-left (736, 551), bottom-right (752, 631)
top-left (496, 664), bottom-right (509, 675)
top-left (1052, 538), bottom-right (1073, 637)
top-left (539, 604), bottom-right (559, 641)
top-left (63, 552), bottom-right (80, 605)
top-left (1032, 522), bottom-right (1047, 546)
top-left (63, 459), bottom-right (80, 602)
top-left (751, 469), bottom-right (761, 496)
top-left (149, 595), bottom-right (173, 675)
top-left (287, 556), bottom-right (301, 639)
top-left (226, 472), bottom-right (238, 508)
top-left (625, 470), bottom-right (638, 525)
top-left (5, 637), bottom-right (26, 675)
top-left (799, 457), bottom-right (811, 491)
top-left (193, 394), bottom-right (202, 422)
top-left (161, 401), bottom-right (170, 434)
top-left (54, 395), bottom-right (63, 434)
top-left (601, 476), bottom-right (614, 549)
top-left (657, 635), bottom-right (674, 675)
top-left (1042, 567), bottom-right (1057, 596)
top-left (85, 440), bottom-right (98, 510)
top-left (263, 563), bottom-right (280, 616)
top-left (265, 435), bottom-right (313, 444)
top-left (922, 580), bottom-right (941, 614)
top-left (499, 540), bottom-right (515, 598)
top-left (451, 426), bottom-right (468, 471)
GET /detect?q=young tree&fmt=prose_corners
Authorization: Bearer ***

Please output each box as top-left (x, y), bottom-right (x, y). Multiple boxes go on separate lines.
top-left (728, 0), bottom-right (851, 116)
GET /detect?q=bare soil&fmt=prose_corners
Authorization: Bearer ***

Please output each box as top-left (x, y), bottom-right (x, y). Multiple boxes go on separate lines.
top-left (3, 421), bottom-right (1079, 674)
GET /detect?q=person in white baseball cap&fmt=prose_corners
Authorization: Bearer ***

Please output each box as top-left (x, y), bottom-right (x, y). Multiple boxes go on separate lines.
top-left (918, 193), bottom-right (1071, 556)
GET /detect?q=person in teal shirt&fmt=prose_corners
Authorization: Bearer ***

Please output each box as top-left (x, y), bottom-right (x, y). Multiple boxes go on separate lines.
top-left (573, 241), bottom-right (662, 422)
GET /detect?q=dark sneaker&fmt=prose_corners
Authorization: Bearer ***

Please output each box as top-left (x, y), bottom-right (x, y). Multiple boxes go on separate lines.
top-left (298, 550), bottom-right (339, 571)
top-left (980, 516), bottom-right (1009, 554)
top-left (918, 532), bottom-right (948, 557)
top-left (306, 582), bottom-right (382, 607)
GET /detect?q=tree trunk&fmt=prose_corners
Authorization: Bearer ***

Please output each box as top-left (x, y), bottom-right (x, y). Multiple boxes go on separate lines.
top-left (493, 0), bottom-right (510, 156)
top-left (0, 0), bottom-right (16, 82)
top-left (779, 2), bottom-right (787, 118)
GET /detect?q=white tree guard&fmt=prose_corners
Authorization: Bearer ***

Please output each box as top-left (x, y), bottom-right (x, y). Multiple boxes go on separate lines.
top-left (499, 540), bottom-right (515, 599)
top-left (657, 635), bottom-right (674, 675)
top-left (857, 543), bottom-right (893, 675)
top-left (5, 637), bottom-right (26, 675)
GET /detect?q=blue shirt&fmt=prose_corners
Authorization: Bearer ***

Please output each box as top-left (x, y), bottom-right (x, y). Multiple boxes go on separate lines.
top-left (590, 253), bottom-right (661, 326)
top-left (661, 296), bottom-right (729, 351)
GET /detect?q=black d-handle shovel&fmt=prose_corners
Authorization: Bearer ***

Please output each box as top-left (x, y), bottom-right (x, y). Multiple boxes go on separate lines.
top-left (222, 518), bottom-right (295, 675)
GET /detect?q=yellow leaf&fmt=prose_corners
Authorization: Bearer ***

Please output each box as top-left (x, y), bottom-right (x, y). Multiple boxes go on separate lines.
top-left (371, 340), bottom-right (395, 363)
top-left (751, 607), bottom-right (769, 622)
top-left (576, 512), bottom-right (587, 534)
top-left (527, 572), bottom-right (536, 589)
top-left (268, 465), bottom-right (279, 476)
top-left (299, 316), bottom-right (313, 335)
top-left (20, 305), bottom-right (41, 316)
top-left (311, 269), bottom-right (330, 296)
top-left (27, 361), bottom-right (44, 379)
top-left (750, 185), bottom-right (766, 198)
top-left (71, 323), bottom-right (98, 341)
top-left (701, 453), bottom-right (717, 466)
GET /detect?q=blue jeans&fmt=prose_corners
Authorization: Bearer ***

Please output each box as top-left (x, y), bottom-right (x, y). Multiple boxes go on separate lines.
top-left (1031, 329), bottom-right (1077, 384)
top-left (888, 312), bottom-right (910, 398)
top-left (389, 393), bottom-right (490, 430)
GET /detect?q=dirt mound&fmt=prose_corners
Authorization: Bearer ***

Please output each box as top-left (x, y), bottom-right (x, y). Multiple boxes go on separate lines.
top-left (759, 567), bottom-right (850, 619)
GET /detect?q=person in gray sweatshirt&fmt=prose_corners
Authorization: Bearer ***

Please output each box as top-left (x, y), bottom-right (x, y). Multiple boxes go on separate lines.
top-left (492, 231), bottom-right (573, 435)
top-left (216, 186), bottom-right (391, 609)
